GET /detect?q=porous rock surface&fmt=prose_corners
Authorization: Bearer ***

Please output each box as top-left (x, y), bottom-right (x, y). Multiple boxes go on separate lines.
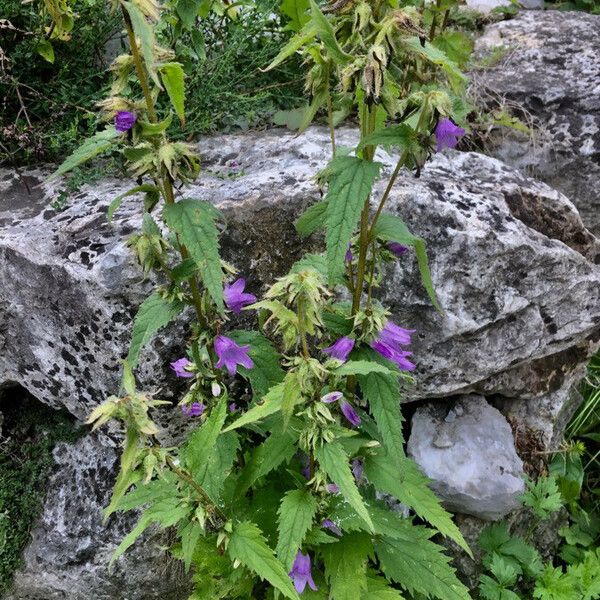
top-left (407, 394), bottom-right (525, 521)
top-left (474, 9), bottom-right (600, 235)
top-left (1, 126), bottom-right (600, 597)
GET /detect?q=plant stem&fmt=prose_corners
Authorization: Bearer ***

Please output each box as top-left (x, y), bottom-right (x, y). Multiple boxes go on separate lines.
top-left (165, 455), bottom-right (227, 521)
top-left (297, 295), bottom-right (310, 359)
top-left (429, 0), bottom-right (443, 41)
top-left (327, 93), bottom-right (336, 158)
top-left (351, 105), bottom-right (377, 315)
top-left (122, 7), bottom-right (157, 123)
top-left (122, 8), bottom-right (207, 329)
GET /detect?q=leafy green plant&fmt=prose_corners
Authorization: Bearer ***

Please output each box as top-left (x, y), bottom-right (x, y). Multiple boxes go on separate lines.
top-left (49, 0), bottom-right (481, 597)
top-left (547, 0), bottom-right (600, 15)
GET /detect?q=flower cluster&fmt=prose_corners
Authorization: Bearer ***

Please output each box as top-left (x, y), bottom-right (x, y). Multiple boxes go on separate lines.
top-left (371, 320), bottom-right (416, 371)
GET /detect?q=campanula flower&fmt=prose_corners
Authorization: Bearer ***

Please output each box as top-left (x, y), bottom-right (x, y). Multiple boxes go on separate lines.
top-left (181, 402), bottom-right (205, 417)
top-left (321, 391), bottom-right (343, 404)
top-left (322, 337), bottom-right (354, 362)
top-left (326, 483), bottom-right (340, 494)
top-left (322, 519), bottom-right (342, 537)
top-left (115, 110), bottom-right (136, 132)
top-left (387, 242), bottom-right (409, 257)
top-left (223, 278), bottom-right (256, 314)
top-left (229, 403), bottom-right (238, 413)
top-left (289, 552), bottom-right (318, 594)
top-left (340, 399), bottom-right (361, 427)
top-left (214, 335), bottom-right (254, 376)
top-left (379, 321), bottom-right (414, 348)
top-left (370, 340), bottom-right (416, 371)
top-left (434, 118), bottom-right (465, 152)
top-left (170, 357), bottom-right (195, 378)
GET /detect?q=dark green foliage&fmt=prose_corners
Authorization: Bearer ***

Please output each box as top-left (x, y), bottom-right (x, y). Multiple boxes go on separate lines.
top-left (0, 0), bottom-right (119, 165)
top-left (0, 392), bottom-right (82, 594)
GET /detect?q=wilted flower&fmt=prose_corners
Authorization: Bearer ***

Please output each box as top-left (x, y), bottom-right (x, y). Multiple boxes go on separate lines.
top-left (224, 278), bottom-right (256, 314)
top-left (340, 399), bottom-right (361, 427)
top-left (181, 402), bottom-right (205, 417)
top-left (214, 335), bottom-right (254, 375)
top-left (170, 357), bottom-right (195, 378)
top-left (322, 519), bottom-right (342, 537)
top-left (321, 391), bottom-right (343, 404)
top-left (115, 110), bottom-right (136, 132)
top-left (351, 458), bottom-right (364, 483)
top-left (387, 242), bottom-right (409, 257)
top-left (434, 118), bottom-right (465, 152)
top-left (289, 552), bottom-right (318, 594)
top-left (322, 336), bottom-right (354, 362)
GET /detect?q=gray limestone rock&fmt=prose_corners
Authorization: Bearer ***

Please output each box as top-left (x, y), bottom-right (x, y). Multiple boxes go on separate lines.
top-left (407, 395), bottom-right (525, 520)
top-left (1, 127), bottom-right (599, 597)
top-left (474, 10), bottom-right (600, 234)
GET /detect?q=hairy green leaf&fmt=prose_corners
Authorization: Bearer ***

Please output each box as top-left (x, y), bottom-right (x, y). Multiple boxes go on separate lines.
top-left (235, 426), bottom-right (299, 495)
top-left (335, 360), bottom-right (393, 376)
top-left (357, 124), bottom-right (418, 153)
top-left (127, 291), bottom-right (184, 368)
top-left (49, 127), bottom-right (119, 180)
top-left (223, 382), bottom-right (285, 432)
top-left (163, 199), bottom-right (224, 312)
top-left (374, 532), bottom-right (471, 600)
top-left (107, 184), bottom-right (158, 222)
top-left (280, 0), bottom-right (311, 31)
top-left (309, 0), bottom-right (352, 64)
top-left (325, 156), bottom-right (382, 284)
top-left (364, 450), bottom-right (470, 555)
top-left (315, 442), bottom-right (374, 531)
top-left (371, 213), bottom-right (440, 310)
top-left (322, 533), bottom-right (372, 600)
top-left (358, 372), bottom-right (404, 465)
top-left (276, 489), bottom-right (318, 569)
top-left (265, 22), bottom-right (317, 71)
top-left (295, 200), bottom-right (329, 237)
top-left (228, 521), bottom-right (300, 600)
top-left (124, 1), bottom-right (160, 87)
top-left (160, 63), bottom-right (186, 124)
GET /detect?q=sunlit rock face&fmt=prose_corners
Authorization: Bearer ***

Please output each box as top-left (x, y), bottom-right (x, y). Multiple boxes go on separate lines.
top-left (474, 9), bottom-right (600, 235)
top-left (1, 125), bottom-right (599, 597)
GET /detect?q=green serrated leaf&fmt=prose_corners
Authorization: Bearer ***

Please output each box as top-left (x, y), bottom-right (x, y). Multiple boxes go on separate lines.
top-left (334, 360), bottom-right (393, 376)
top-left (36, 39), bottom-right (55, 63)
top-left (276, 489), bottom-right (318, 569)
top-left (309, 0), bottom-right (352, 64)
top-left (180, 520), bottom-right (203, 572)
top-left (184, 398), bottom-right (228, 494)
top-left (358, 372), bottom-right (404, 465)
top-left (176, 0), bottom-right (198, 29)
top-left (295, 200), bottom-right (329, 237)
top-left (371, 213), bottom-right (440, 310)
top-left (127, 291), bottom-right (184, 368)
top-left (107, 184), bottom-right (158, 222)
top-left (325, 156), bottom-right (382, 284)
top-left (374, 532), bottom-right (471, 600)
top-left (357, 124), bottom-right (418, 153)
top-left (265, 22), bottom-right (317, 71)
top-left (235, 426), bottom-right (299, 495)
top-left (228, 521), bottom-right (300, 600)
top-left (163, 199), bottom-right (224, 312)
top-left (363, 573), bottom-right (407, 599)
top-left (322, 533), bottom-right (372, 600)
top-left (124, 1), bottom-right (160, 87)
top-left (280, 0), bottom-right (311, 31)
top-left (49, 127), bottom-right (119, 180)
top-left (364, 450), bottom-right (471, 556)
top-left (223, 382), bottom-right (285, 432)
top-left (160, 62), bottom-right (185, 124)
top-left (315, 442), bottom-right (374, 531)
